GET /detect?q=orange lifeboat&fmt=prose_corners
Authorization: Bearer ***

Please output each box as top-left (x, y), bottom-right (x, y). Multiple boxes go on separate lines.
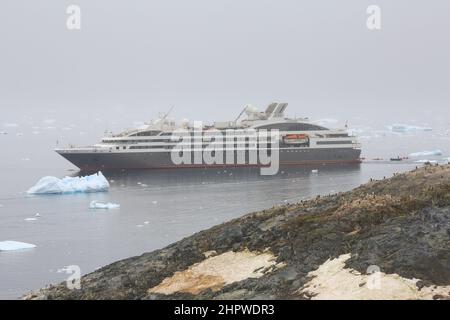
top-left (283, 134), bottom-right (309, 145)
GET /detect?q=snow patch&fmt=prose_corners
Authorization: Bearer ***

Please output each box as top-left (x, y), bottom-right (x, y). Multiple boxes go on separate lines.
top-left (0, 241), bottom-right (36, 252)
top-left (27, 172), bottom-right (109, 195)
top-left (298, 254), bottom-right (450, 300)
top-left (89, 200), bottom-right (120, 209)
top-left (148, 250), bottom-right (284, 295)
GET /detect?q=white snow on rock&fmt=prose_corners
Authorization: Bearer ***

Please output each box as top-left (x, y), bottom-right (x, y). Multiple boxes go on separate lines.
top-left (0, 241), bottom-right (36, 252)
top-left (27, 172), bottom-right (109, 195)
top-left (409, 150), bottom-right (442, 157)
top-left (89, 200), bottom-right (120, 209)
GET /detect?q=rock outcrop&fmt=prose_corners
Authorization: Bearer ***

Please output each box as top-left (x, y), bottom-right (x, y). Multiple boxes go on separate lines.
top-left (25, 164), bottom-right (450, 300)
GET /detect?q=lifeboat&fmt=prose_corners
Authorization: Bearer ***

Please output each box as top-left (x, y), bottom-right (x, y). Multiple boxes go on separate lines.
top-left (283, 134), bottom-right (309, 145)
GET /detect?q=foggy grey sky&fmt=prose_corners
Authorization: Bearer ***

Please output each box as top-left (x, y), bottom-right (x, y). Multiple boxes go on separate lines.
top-left (0, 0), bottom-right (449, 122)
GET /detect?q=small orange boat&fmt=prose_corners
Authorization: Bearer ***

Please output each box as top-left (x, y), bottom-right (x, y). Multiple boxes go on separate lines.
top-left (283, 134), bottom-right (309, 144)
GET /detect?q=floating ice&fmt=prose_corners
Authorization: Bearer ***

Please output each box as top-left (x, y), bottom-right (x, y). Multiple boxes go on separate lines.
top-left (414, 160), bottom-right (438, 164)
top-left (388, 124), bottom-right (432, 133)
top-left (89, 200), bottom-right (120, 209)
top-left (0, 131), bottom-right (7, 135)
top-left (24, 218), bottom-right (38, 221)
top-left (3, 123), bottom-right (18, 128)
top-left (311, 169), bottom-right (319, 174)
top-left (409, 150), bottom-right (443, 157)
top-left (0, 241), bottom-right (36, 251)
top-left (27, 172), bottom-right (110, 195)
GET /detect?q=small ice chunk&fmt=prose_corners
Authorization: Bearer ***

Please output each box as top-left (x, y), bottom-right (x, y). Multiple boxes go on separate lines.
top-left (409, 150), bottom-right (442, 157)
top-left (27, 172), bottom-right (110, 194)
top-left (0, 241), bottom-right (36, 251)
top-left (152, 200), bottom-right (158, 205)
top-left (35, 213), bottom-right (40, 217)
top-left (144, 221), bottom-right (150, 225)
top-left (311, 169), bottom-right (319, 174)
top-left (89, 200), bottom-right (120, 209)
top-left (136, 225), bottom-right (144, 228)
top-left (0, 131), bottom-right (8, 135)
top-left (3, 123), bottom-right (18, 128)
top-left (24, 218), bottom-right (38, 221)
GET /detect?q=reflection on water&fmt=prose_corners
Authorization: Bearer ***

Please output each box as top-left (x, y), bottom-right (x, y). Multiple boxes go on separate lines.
top-left (0, 162), bottom-right (416, 299)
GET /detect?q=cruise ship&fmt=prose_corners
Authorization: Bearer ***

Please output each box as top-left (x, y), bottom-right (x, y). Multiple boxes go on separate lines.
top-left (55, 103), bottom-right (361, 171)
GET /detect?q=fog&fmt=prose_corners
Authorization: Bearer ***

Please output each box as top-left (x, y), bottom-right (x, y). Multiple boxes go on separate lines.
top-left (0, 0), bottom-right (449, 124)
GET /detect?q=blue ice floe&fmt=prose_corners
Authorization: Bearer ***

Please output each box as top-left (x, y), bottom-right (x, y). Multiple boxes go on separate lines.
top-left (388, 124), bottom-right (432, 133)
top-left (0, 241), bottom-right (36, 252)
top-left (27, 172), bottom-right (109, 195)
top-left (409, 150), bottom-right (443, 157)
top-left (89, 200), bottom-right (120, 209)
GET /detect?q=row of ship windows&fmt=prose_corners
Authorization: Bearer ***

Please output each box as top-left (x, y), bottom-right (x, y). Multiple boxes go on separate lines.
top-left (103, 137), bottom-right (350, 144)
top-left (113, 141), bottom-right (351, 150)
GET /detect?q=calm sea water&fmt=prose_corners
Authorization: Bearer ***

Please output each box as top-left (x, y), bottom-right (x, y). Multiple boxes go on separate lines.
top-left (0, 109), bottom-right (449, 299)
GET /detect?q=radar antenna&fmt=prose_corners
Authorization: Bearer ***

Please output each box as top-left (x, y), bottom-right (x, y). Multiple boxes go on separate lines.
top-left (161, 105), bottom-right (174, 120)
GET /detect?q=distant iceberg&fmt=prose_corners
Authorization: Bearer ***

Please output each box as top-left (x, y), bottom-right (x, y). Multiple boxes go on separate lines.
top-left (388, 124), bottom-right (432, 133)
top-left (89, 200), bottom-right (120, 209)
top-left (409, 150), bottom-right (443, 157)
top-left (0, 241), bottom-right (36, 251)
top-left (27, 172), bottom-right (109, 195)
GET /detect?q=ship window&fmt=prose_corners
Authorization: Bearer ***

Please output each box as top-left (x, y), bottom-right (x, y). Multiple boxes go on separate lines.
top-left (129, 130), bottom-right (161, 137)
top-left (316, 141), bottom-right (352, 145)
top-left (256, 123), bottom-right (327, 131)
top-left (116, 146), bottom-right (119, 150)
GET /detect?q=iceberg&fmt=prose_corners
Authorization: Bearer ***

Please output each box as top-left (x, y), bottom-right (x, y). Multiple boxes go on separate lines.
top-left (0, 241), bottom-right (36, 252)
top-left (409, 150), bottom-right (443, 157)
top-left (89, 200), bottom-right (120, 209)
top-left (388, 124), bottom-right (432, 133)
top-left (27, 172), bottom-right (109, 195)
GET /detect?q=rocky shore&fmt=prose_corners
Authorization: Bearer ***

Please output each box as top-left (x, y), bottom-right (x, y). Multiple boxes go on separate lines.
top-left (26, 164), bottom-right (450, 300)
